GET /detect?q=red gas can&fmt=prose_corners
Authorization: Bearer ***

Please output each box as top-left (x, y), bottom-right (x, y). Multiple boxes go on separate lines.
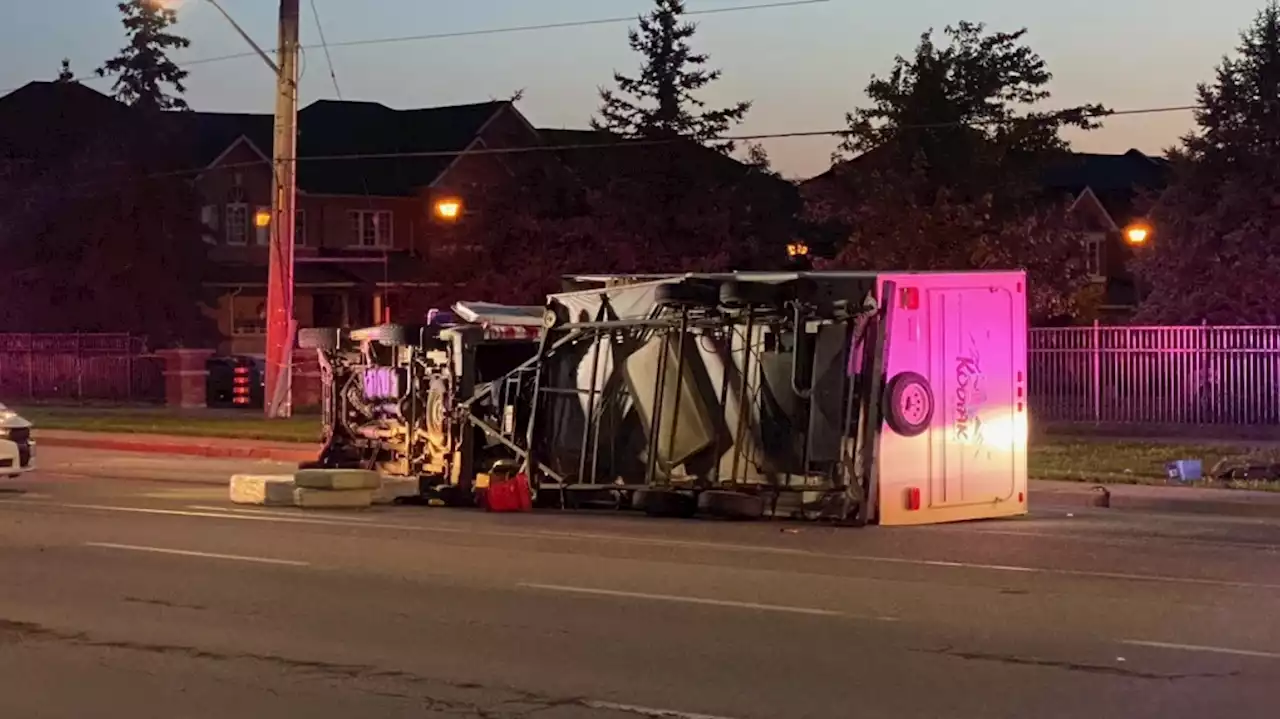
top-left (485, 472), bottom-right (533, 512)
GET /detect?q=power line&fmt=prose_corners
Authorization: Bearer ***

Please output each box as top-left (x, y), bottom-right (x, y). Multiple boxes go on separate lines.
top-left (2, 103), bottom-right (1199, 197)
top-left (16, 0), bottom-right (827, 93)
top-left (308, 0), bottom-right (341, 99)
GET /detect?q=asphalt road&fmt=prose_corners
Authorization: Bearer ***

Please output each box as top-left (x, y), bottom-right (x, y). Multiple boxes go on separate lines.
top-left (2, 446), bottom-right (1279, 718)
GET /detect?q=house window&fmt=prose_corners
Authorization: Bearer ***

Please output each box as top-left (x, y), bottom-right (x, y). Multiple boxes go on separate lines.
top-left (349, 210), bottom-right (393, 248)
top-left (230, 297), bottom-right (267, 336)
top-left (254, 206), bottom-right (270, 246)
top-left (1084, 232), bottom-right (1105, 280)
top-left (225, 203), bottom-right (249, 245)
top-left (200, 205), bottom-right (219, 245)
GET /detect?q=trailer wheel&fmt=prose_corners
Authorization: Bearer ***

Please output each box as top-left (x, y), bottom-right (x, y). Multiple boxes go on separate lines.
top-left (655, 282), bottom-right (718, 307)
top-left (350, 324), bottom-right (410, 347)
top-left (297, 327), bottom-right (340, 351)
top-left (719, 281), bottom-right (783, 309)
top-left (698, 490), bottom-right (765, 520)
top-left (883, 371), bottom-right (934, 437)
top-left (543, 303), bottom-right (569, 329)
top-left (633, 488), bottom-right (697, 518)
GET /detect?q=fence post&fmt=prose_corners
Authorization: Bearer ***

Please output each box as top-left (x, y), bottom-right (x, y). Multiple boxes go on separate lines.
top-left (25, 334), bottom-right (34, 400)
top-left (126, 335), bottom-right (134, 403)
top-left (1091, 320), bottom-right (1102, 423)
top-left (76, 333), bottom-right (84, 402)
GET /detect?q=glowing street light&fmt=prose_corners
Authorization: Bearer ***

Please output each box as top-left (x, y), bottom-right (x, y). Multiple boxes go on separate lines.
top-left (254, 209), bottom-right (272, 228)
top-left (434, 197), bottom-right (462, 221)
top-left (1125, 222), bottom-right (1151, 246)
top-left (786, 241), bottom-right (809, 258)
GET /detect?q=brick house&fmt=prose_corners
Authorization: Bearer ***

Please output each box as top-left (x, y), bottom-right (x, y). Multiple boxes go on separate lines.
top-left (1041, 149), bottom-right (1171, 316)
top-left (179, 98), bottom-right (543, 354)
top-left (800, 147), bottom-right (1172, 318)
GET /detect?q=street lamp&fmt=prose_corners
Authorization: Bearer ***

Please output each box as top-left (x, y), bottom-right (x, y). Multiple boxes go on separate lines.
top-left (434, 197), bottom-right (462, 221)
top-left (1125, 222), bottom-right (1151, 246)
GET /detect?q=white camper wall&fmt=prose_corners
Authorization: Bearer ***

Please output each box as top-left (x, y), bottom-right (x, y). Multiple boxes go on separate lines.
top-left (876, 271), bottom-right (1030, 526)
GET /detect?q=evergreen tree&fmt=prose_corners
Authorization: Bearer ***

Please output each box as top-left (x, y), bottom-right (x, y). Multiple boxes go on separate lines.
top-left (97, 0), bottom-right (191, 112)
top-left (1134, 3), bottom-right (1280, 324)
top-left (593, 0), bottom-right (750, 150)
top-left (55, 58), bottom-right (75, 83)
top-left (807, 23), bottom-right (1109, 320)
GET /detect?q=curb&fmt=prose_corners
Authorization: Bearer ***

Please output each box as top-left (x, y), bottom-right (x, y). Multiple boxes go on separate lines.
top-left (36, 434), bottom-right (318, 464)
top-left (1031, 483), bottom-right (1280, 520)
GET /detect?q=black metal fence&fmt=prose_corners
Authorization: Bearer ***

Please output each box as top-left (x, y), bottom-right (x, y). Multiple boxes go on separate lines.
top-left (1030, 324), bottom-right (1280, 426)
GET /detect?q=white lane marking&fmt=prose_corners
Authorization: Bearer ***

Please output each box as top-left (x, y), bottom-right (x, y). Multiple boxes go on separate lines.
top-left (84, 542), bottom-right (310, 567)
top-left (1121, 640), bottom-right (1280, 661)
top-left (35, 502), bottom-right (1280, 591)
top-left (186, 505), bottom-right (378, 522)
top-left (582, 699), bottom-right (741, 719)
top-left (520, 583), bottom-right (866, 618)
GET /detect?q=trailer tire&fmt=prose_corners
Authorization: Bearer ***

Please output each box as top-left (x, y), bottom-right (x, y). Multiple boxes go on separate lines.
top-left (297, 327), bottom-right (340, 351)
top-left (655, 282), bottom-right (718, 308)
top-left (350, 324), bottom-right (411, 347)
top-left (543, 303), bottom-right (570, 329)
top-left (633, 488), bottom-right (697, 518)
top-left (883, 371), bottom-right (934, 437)
top-left (698, 490), bottom-right (765, 520)
top-left (719, 281), bottom-right (783, 309)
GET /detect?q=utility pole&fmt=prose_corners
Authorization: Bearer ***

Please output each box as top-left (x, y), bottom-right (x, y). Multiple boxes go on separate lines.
top-left (264, 0), bottom-right (300, 418)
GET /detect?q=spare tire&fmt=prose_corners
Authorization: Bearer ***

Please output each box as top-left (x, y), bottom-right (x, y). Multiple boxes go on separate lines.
top-left (719, 281), bottom-right (783, 309)
top-left (349, 324), bottom-right (410, 347)
top-left (883, 371), bottom-right (934, 437)
top-left (632, 488), bottom-right (697, 518)
top-left (697, 490), bottom-right (765, 520)
top-left (655, 282), bottom-right (718, 308)
top-left (298, 327), bottom-right (340, 351)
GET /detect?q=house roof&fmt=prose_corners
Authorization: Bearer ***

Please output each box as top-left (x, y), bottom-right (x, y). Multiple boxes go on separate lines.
top-left (0, 81), bottom-right (134, 161)
top-left (1041, 148), bottom-right (1171, 194)
top-left (179, 99), bottom-right (511, 196)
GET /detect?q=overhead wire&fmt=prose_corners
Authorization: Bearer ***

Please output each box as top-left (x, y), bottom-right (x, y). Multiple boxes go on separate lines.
top-left (5, 0), bottom-right (829, 94)
top-left (308, 0), bottom-right (389, 299)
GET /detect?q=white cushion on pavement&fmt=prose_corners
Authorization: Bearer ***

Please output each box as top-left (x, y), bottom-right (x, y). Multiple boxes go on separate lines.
top-left (294, 468), bottom-right (382, 491)
top-left (230, 474), bottom-right (296, 506)
top-left (374, 477), bottom-right (420, 505)
top-left (293, 487), bottom-right (374, 509)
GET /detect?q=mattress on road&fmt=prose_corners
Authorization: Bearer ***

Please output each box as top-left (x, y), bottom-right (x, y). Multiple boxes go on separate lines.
top-left (374, 477), bottom-right (420, 505)
top-left (293, 487), bottom-right (375, 509)
top-left (294, 468), bottom-right (381, 491)
top-left (229, 474), bottom-right (296, 506)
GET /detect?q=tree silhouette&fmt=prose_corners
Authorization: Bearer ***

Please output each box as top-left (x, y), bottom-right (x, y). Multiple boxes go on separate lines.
top-left (593, 0), bottom-right (750, 151)
top-left (808, 22), bottom-right (1110, 321)
top-left (1134, 2), bottom-right (1280, 324)
top-left (97, 0), bottom-right (191, 112)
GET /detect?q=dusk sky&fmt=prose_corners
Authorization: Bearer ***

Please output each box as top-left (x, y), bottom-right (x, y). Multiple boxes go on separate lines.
top-left (0, 0), bottom-right (1263, 178)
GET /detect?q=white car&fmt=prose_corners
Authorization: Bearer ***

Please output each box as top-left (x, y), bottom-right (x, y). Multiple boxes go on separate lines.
top-left (0, 403), bottom-right (34, 477)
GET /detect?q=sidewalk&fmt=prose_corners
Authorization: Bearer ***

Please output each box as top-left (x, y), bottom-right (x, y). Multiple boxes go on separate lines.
top-left (35, 429), bottom-right (318, 463)
top-left (1030, 479), bottom-right (1280, 519)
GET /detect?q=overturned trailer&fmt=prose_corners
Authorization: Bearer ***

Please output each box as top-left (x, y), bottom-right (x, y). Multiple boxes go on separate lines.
top-left (301, 271), bottom-right (1028, 526)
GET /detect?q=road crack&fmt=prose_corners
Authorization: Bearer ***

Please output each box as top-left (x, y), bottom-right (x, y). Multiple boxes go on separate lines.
top-left (0, 616), bottom-right (591, 717)
top-left (918, 645), bottom-right (1240, 681)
